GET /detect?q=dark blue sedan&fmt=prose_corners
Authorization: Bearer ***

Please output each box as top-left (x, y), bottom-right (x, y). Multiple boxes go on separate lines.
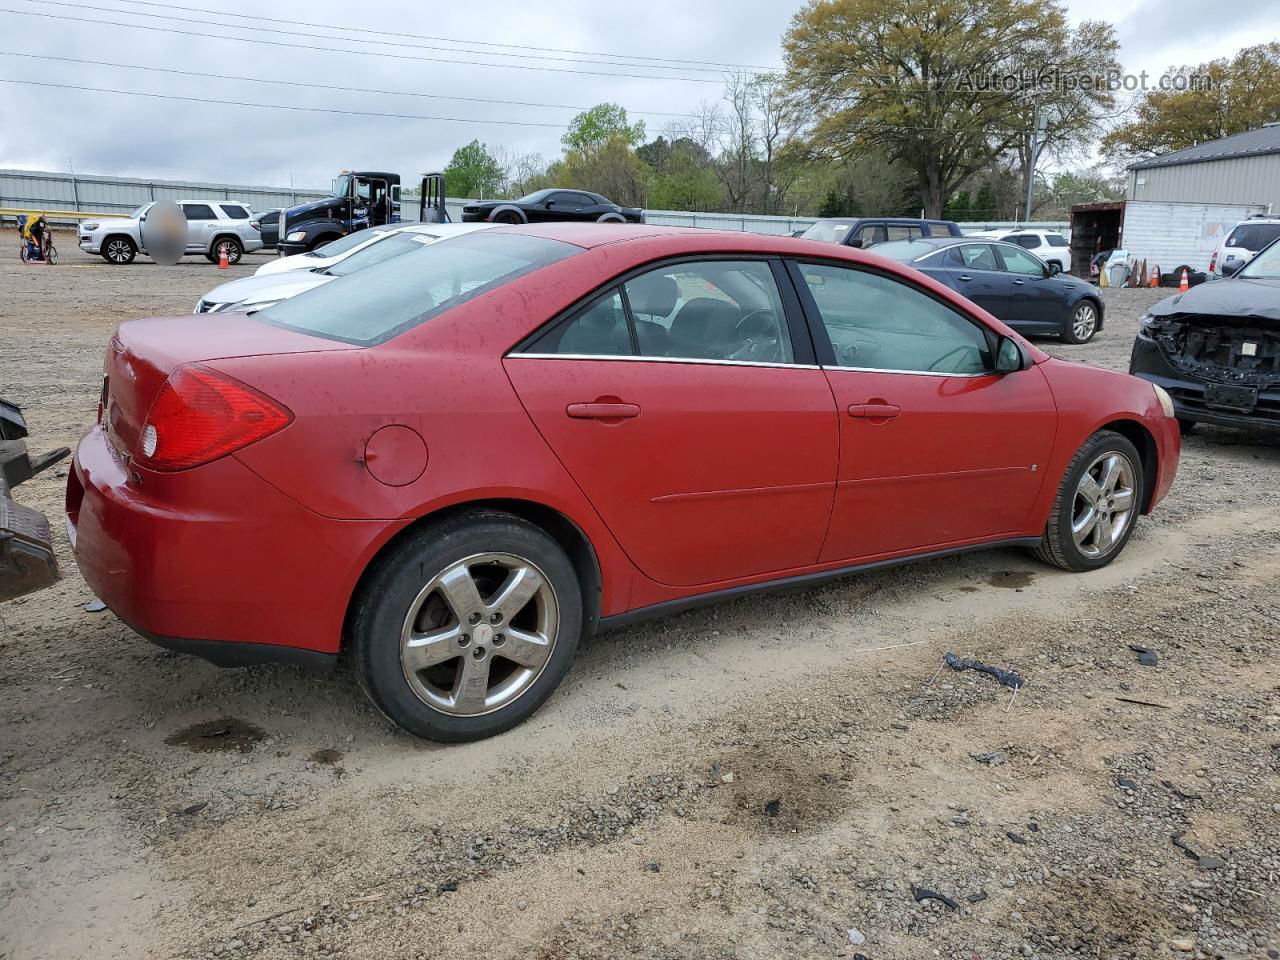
top-left (871, 237), bottom-right (1104, 343)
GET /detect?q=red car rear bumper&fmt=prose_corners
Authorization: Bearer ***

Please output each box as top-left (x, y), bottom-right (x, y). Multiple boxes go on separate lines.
top-left (66, 426), bottom-right (395, 665)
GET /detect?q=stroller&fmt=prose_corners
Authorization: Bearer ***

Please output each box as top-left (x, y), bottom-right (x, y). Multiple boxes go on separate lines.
top-left (18, 214), bottom-right (57, 264)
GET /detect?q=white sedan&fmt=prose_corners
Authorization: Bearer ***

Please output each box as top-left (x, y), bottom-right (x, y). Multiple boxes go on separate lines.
top-left (196, 223), bottom-right (494, 314)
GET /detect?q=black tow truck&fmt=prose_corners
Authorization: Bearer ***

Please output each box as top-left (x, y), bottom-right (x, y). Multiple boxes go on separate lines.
top-left (276, 171), bottom-right (449, 257)
top-left (1, 400), bottom-right (69, 603)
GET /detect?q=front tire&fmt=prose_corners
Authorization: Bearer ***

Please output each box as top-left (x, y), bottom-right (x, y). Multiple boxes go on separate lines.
top-left (351, 511), bottom-right (582, 742)
top-left (102, 236), bottom-right (137, 265)
top-left (1063, 301), bottom-right (1099, 344)
top-left (1034, 430), bottom-right (1143, 572)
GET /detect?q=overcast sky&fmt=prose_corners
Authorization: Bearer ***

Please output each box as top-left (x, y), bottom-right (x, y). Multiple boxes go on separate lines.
top-left (0, 0), bottom-right (1274, 190)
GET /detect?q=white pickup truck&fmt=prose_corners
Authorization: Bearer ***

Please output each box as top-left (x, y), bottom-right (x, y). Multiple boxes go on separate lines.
top-left (79, 200), bottom-right (264, 265)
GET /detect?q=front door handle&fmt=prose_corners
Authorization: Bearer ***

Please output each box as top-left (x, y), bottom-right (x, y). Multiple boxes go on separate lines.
top-left (566, 402), bottom-right (640, 420)
top-left (957, 274), bottom-right (973, 282)
top-left (847, 402), bottom-right (900, 420)
top-left (1012, 279), bottom-right (1026, 285)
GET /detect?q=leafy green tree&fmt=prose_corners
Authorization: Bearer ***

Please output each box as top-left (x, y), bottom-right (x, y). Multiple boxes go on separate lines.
top-left (443, 140), bottom-right (505, 199)
top-left (563, 104), bottom-right (646, 158)
top-left (1102, 43), bottom-right (1280, 165)
top-left (561, 135), bottom-right (651, 207)
top-left (784, 0), bottom-right (1118, 217)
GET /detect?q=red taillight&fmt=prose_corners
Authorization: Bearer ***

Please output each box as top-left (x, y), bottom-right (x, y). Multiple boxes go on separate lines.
top-left (136, 364), bottom-right (292, 471)
top-left (1209, 251), bottom-right (1218, 272)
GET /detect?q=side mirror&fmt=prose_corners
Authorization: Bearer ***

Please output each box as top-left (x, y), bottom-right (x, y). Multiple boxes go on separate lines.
top-left (847, 237), bottom-right (864, 249)
top-left (1047, 262), bottom-right (1062, 276)
top-left (994, 336), bottom-right (1025, 373)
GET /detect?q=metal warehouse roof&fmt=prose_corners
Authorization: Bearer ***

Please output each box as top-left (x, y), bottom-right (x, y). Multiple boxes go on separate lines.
top-left (1130, 123), bottom-right (1280, 170)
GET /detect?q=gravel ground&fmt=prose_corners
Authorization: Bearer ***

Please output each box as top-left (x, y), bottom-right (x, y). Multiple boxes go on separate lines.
top-left (1, 232), bottom-right (1278, 960)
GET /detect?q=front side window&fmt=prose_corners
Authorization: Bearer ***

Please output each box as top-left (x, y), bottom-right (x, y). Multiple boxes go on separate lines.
top-left (181, 203), bottom-right (216, 221)
top-left (797, 263), bottom-right (991, 375)
top-left (856, 224), bottom-right (888, 246)
top-left (624, 261), bottom-right (794, 364)
top-left (262, 233), bottom-right (580, 345)
top-left (997, 245), bottom-right (1047, 276)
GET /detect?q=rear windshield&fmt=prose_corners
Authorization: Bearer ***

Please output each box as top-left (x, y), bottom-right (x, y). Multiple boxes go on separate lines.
top-left (1238, 238), bottom-right (1280, 279)
top-left (1225, 223), bottom-right (1280, 252)
top-left (307, 226), bottom-right (395, 258)
top-left (801, 220), bottom-right (853, 244)
top-left (321, 232), bottom-right (438, 278)
top-left (261, 233), bottom-right (580, 345)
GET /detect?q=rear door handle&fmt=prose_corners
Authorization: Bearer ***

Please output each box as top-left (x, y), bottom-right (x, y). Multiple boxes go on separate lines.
top-left (566, 402), bottom-right (641, 420)
top-left (847, 403), bottom-right (900, 420)
top-left (1012, 279), bottom-right (1026, 285)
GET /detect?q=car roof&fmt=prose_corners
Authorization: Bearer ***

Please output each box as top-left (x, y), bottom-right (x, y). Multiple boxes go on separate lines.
top-left (813, 216), bottom-right (952, 225)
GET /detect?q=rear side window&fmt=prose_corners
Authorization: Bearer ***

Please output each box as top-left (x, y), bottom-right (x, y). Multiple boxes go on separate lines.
top-left (957, 244), bottom-right (999, 270)
top-left (884, 224), bottom-right (923, 242)
top-left (1047, 234), bottom-right (1069, 247)
top-left (797, 263), bottom-right (991, 375)
top-left (533, 290), bottom-right (631, 356)
top-left (219, 204), bottom-right (250, 220)
top-left (261, 234), bottom-right (580, 345)
top-left (1225, 223), bottom-right (1280, 251)
top-left (181, 203), bottom-right (216, 220)
top-left (624, 261), bottom-right (793, 364)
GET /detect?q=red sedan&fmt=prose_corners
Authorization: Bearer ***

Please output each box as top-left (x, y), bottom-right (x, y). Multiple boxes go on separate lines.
top-left (67, 224), bottom-right (1180, 741)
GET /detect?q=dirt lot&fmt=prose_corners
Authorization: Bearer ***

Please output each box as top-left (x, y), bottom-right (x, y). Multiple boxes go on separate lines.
top-left (2, 231), bottom-right (1278, 960)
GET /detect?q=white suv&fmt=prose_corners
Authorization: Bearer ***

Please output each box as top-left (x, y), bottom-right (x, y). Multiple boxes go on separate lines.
top-left (1209, 216), bottom-right (1280, 277)
top-left (969, 229), bottom-right (1071, 271)
top-left (79, 201), bottom-right (264, 265)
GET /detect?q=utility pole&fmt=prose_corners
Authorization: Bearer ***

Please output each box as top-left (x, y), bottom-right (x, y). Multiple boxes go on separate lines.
top-left (1024, 107), bottom-right (1048, 225)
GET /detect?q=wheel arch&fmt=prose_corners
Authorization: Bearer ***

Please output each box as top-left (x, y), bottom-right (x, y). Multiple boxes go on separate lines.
top-left (1079, 294), bottom-right (1104, 329)
top-left (342, 497), bottom-right (604, 652)
top-left (485, 204), bottom-right (528, 224)
top-left (1098, 418), bottom-right (1158, 513)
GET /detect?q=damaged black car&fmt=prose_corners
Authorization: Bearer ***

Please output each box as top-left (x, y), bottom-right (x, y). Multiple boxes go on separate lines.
top-left (1130, 238), bottom-right (1280, 433)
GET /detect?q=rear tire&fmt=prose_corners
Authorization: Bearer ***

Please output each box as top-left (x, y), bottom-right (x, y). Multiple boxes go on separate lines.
top-left (102, 236), bottom-right (137, 265)
top-left (1063, 301), bottom-right (1099, 344)
top-left (493, 211), bottom-right (523, 225)
top-left (351, 511), bottom-right (582, 742)
top-left (1033, 430), bottom-right (1143, 572)
top-left (208, 236), bottom-right (243, 264)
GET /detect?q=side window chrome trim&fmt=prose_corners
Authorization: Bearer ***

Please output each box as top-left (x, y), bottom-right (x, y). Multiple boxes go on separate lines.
top-left (508, 353), bottom-right (821, 371)
top-left (823, 364), bottom-right (993, 379)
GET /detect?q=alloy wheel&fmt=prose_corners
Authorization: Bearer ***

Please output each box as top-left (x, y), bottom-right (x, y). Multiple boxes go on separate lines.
top-left (107, 240), bottom-right (133, 263)
top-left (1072, 303), bottom-right (1097, 341)
top-left (1071, 451), bottom-right (1137, 559)
top-left (399, 552), bottom-right (559, 717)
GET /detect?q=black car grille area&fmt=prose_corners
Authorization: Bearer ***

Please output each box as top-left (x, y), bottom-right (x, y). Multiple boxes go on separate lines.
top-left (1147, 316), bottom-right (1280, 387)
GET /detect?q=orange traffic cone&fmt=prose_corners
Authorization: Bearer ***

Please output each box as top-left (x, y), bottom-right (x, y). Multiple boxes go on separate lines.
top-left (218, 243), bottom-right (230, 270)
top-left (1178, 268), bottom-right (1189, 293)
top-left (1149, 266), bottom-right (1160, 288)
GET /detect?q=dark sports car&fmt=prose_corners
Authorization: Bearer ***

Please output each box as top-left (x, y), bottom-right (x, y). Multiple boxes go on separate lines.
top-left (1129, 237), bottom-right (1280, 433)
top-left (872, 236), bottom-right (1104, 343)
top-left (461, 189), bottom-right (644, 225)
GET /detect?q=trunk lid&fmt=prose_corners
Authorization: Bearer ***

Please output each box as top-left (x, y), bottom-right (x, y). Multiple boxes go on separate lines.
top-left (103, 313), bottom-right (357, 460)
